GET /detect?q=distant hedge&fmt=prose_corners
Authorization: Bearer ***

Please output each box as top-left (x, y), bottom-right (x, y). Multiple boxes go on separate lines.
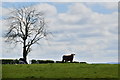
top-left (56, 61), bottom-right (80, 63)
top-left (31, 59), bottom-right (37, 64)
top-left (72, 61), bottom-right (79, 63)
top-left (1, 59), bottom-right (88, 64)
top-left (30, 60), bottom-right (88, 64)
top-left (56, 61), bottom-right (63, 63)
top-left (0, 59), bottom-right (19, 64)
top-left (31, 60), bottom-right (54, 64)
top-left (38, 60), bottom-right (54, 63)
top-left (80, 62), bottom-right (87, 64)
top-left (14, 59), bottom-right (19, 64)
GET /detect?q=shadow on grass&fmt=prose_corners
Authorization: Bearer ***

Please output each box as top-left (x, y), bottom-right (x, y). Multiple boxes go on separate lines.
top-left (1, 78), bottom-right (119, 80)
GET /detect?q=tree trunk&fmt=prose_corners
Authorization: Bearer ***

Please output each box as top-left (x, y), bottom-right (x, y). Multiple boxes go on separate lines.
top-left (23, 39), bottom-right (28, 64)
top-left (23, 47), bottom-right (28, 64)
top-left (23, 55), bottom-right (28, 64)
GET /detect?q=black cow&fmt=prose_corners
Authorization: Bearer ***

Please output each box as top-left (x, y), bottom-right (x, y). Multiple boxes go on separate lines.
top-left (62, 54), bottom-right (75, 63)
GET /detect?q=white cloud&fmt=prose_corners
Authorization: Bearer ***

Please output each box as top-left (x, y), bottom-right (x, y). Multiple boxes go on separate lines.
top-left (68, 3), bottom-right (92, 15)
top-left (0, 7), bottom-right (13, 17)
top-left (101, 2), bottom-right (118, 10)
top-left (58, 3), bottom-right (118, 25)
top-left (86, 2), bottom-right (118, 10)
top-left (1, 0), bottom-right (119, 2)
top-left (58, 14), bottom-right (82, 24)
top-left (32, 3), bottom-right (57, 16)
top-left (58, 3), bottom-right (93, 24)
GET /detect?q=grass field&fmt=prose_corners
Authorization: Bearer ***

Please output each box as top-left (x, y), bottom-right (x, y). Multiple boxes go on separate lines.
top-left (2, 63), bottom-right (118, 79)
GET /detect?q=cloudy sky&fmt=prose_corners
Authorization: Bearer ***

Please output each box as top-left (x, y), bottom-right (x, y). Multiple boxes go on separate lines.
top-left (1, 2), bottom-right (118, 63)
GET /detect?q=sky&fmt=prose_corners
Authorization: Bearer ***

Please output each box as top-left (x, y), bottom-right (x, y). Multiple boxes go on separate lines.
top-left (0, 2), bottom-right (118, 63)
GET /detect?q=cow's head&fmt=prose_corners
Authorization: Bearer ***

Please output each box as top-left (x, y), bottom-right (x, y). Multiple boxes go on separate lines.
top-left (71, 54), bottom-right (75, 56)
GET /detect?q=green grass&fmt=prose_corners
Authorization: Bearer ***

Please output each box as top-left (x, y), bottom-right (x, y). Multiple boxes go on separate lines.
top-left (2, 63), bottom-right (118, 79)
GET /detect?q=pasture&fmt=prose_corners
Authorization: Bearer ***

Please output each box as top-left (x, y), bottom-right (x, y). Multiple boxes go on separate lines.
top-left (2, 63), bottom-right (119, 80)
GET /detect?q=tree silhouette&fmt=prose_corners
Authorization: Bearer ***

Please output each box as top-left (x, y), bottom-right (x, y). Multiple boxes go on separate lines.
top-left (5, 7), bottom-right (50, 64)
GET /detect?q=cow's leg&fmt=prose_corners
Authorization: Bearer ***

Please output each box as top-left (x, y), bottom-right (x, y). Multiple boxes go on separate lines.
top-left (62, 59), bottom-right (64, 63)
top-left (70, 60), bottom-right (73, 63)
top-left (65, 60), bottom-right (67, 63)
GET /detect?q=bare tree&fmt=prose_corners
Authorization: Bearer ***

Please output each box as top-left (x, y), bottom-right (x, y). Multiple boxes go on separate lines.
top-left (5, 7), bottom-right (50, 64)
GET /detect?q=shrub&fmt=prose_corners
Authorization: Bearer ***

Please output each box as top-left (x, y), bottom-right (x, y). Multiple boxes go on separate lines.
top-left (31, 59), bottom-right (37, 64)
top-left (1, 59), bottom-right (15, 64)
top-left (46, 60), bottom-right (54, 63)
top-left (80, 62), bottom-right (87, 64)
top-left (56, 61), bottom-right (63, 63)
top-left (72, 61), bottom-right (79, 63)
top-left (37, 60), bottom-right (54, 64)
top-left (13, 59), bottom-right (19, 64)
